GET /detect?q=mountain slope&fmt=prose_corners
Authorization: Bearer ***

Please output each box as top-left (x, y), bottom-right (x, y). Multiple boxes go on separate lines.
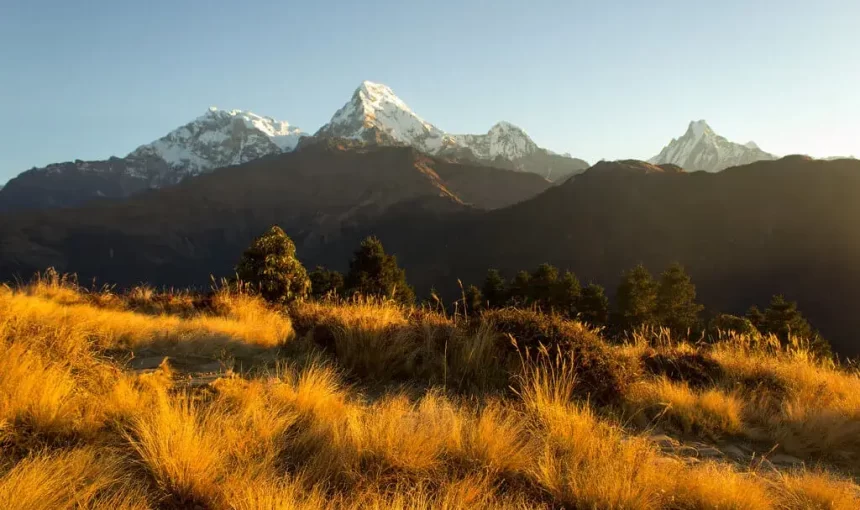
top-left (0, 143), bottom-right (550, 286)
top-left (649, 120), bottom-right (776, 172)
top-left (316, 81), bottom-right (589, 180)
top-left (0, 108), bottom-right (306, 212)
top-left (353, 157), bottom-right (860, 355)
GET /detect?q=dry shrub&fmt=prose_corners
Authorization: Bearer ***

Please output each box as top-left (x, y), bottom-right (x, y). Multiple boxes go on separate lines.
top-left (0, 448), bottom-right (152, 510)
top-left (673, 462), bottom-right (773, 509)
top-left (641, 347), bottom-right (723, 389)
top-left (775, 470), bottom-right (860, 509)
top-left (488, 308), bottom-right (639, 404)
top-left (627, 378), bottom-right (744, 436)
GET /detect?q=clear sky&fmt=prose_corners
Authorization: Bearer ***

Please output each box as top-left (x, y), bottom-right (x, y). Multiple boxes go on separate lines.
top-left (1, 0), bottom-right (858, 183)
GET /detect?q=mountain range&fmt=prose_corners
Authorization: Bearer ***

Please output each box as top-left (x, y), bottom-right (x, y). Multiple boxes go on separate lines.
top-left (0, 81), bottom-right (590, 212)
top-left (0, 81), bottom-right (786, 212)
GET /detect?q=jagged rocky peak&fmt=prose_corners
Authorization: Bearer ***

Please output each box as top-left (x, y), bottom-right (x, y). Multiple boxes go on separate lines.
top-left (316, 81), bottom-right (450, 152)
top-left (649, 119), bottom-right (776, 172)
top-left (454, 121), bottom-right (539, 161)
top-left (129, 107), bottom-right (306, 175)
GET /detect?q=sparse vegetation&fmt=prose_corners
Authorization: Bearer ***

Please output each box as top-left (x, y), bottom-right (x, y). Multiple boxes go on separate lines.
top-left (1, 268), bottom-right (858, 508)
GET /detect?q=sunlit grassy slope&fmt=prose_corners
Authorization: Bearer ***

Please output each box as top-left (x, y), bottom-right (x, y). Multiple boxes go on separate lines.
top-left (1, 275), bottom-right (859, 509)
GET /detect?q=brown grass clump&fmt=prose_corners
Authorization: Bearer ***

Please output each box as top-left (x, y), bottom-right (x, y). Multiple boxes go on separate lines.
top-left (487, 308), bottom-right (639, 404)
top-left (627, 378), bottom-right (744, 437)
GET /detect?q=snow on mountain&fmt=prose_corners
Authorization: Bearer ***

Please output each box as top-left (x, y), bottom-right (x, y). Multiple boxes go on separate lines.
top-left (129, 107), bottom-right (306, 177)
top-left (453, 122), bottom-right (540, 161)
top-left (649, 120), bottom-right (776, 172)
top-left (316, 81), bottom-right (553, 169)
top-left (316, 81), bottom-right (452, 153)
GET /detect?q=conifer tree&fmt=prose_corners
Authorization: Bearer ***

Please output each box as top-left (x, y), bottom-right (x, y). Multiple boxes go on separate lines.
top-left (614, 264), bottom-right (657, 330)
top-left (482, 269), bottom-right (507, 308)
top-left (579, 283), bottom-right (609, 326)
top-left (344, 236), bottom-right (415, 304)
top-left (509, 270), bottom-right (532, 306)
top-left (762, 295), bottom-right (813, 342)
top-left (235, 225), bottom-right (310, 304)
top-left (309, 266), bottom-right (344, 299)
top-left (463, 284), bottom-right (484, 315)
top-left (655, 263), bottom-right (703, 335)
top-left (554, 271), bottom-right (582, 317)
top-left (530, 263), bottom-right (559, 310)
top-left (745, 305), bottom-right (765, 331)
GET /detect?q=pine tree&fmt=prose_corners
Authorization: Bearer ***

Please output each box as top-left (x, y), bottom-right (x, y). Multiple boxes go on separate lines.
top-left (463, 284), bottom-right (484, 315)
top-left (509, 270), bottom-right (532, 306)
top-left (745, 305), bottom-right (765, 331)
top-left (530, 263), bottom-right (559, 310)
top-left (762, 295), bottom-right (813, 342)
top-left (553, 271), bottom-right (582, 317)
top-left (578, 283), bottom-right (609, 326)
top-left (655, 263), bottom-right (703, 335)
top-left (235, 225), bottom-right (310, 304)
top-left (482, 269), bottom-right (507, 308)
top-left (309, 266), bottom-right (344, 299)
top-left (614, 264), bottom-right (657, 331)
top-left (344, 236), bottom-right (415, 304)
top-left (760, 295), bottom-right (830, 356)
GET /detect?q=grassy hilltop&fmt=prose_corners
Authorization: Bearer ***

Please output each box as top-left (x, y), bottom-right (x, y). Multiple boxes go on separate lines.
top-left (0, 271), bottom-right (859, 509)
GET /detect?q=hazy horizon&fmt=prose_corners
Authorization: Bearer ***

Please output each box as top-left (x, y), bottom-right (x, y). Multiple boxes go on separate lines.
top-left (2, 0), bottom-right (858, 182)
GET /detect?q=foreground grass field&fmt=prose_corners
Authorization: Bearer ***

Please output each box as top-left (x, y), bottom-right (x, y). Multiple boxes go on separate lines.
top-left (1, 274), bottom-right (859, 508)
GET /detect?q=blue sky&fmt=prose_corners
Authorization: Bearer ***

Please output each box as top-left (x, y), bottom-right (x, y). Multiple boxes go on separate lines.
top-left (1, 0), bottom-right (858, 183)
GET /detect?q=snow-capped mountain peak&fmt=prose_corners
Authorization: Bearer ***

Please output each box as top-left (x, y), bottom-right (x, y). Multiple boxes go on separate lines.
top-left (453, 121), bottom-right (539, 161)
top-left (688, 119), bottom-right (713, 141)
top-left (317, 82), bottom-right (551, 165)
top-left (317, 81), bottom-right (449, 152)
top-left (649, 120), bottom-right (776, 172)
top-left (129, 107), bottom-right (306, 176)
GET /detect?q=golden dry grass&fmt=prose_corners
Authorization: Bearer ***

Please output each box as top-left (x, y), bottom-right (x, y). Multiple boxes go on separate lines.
top-left (0, 281), bottom-right (858, 508)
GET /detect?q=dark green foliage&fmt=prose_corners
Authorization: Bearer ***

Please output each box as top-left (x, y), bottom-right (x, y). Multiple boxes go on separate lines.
top-left (344, 236), bottom-right (415, 304)
top-left (309, 266), bottom-right (344, 300)
top-left (641, 349), bottom-right (723, 389)
top-left (655, 263), bottom-right (703, 335)
top-left (553, 271), bottom-right (581, 317)
top-left (235, 225), bottom-right (310, 304)
top-left (462, 284), bottom-right (484, 315)
top-left (762, 295), bottom-right (813, 341)
top-left (578, 283), bottom-right (609, 327)
top-left (614, 264), bottom-right (657, 330)
top-left (481, 269), bottom-right (507, 308)
top-left (529, 263), bottom-right (559, 310)
top-left (483, 308), bottom-right (639, 405)
top-left (745, 305), bottom-right (765, 331)
top-left (508, 270), bottom-right (532, 306)
top-left (761, 295), bottom-right (831, 356)
top-left (709, 314), bottom-right (758, 336)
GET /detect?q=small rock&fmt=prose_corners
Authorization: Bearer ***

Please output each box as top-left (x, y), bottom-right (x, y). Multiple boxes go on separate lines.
top-left (193, 361), bottom-right (223, 373)
top-left (769, 453), bottom-right (804, 467)
top-left (650, 434), bottom-right (677, 449)
top-left (130, 356), bottom-right (168, 370)
top-left (695, 446), bottom-right (723, 458)
top-left (721, 445), bottom-right (747, 460)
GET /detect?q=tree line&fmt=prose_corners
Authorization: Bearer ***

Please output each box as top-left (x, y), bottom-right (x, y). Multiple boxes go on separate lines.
top-left (235, 226), bottom-right (828, 352)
